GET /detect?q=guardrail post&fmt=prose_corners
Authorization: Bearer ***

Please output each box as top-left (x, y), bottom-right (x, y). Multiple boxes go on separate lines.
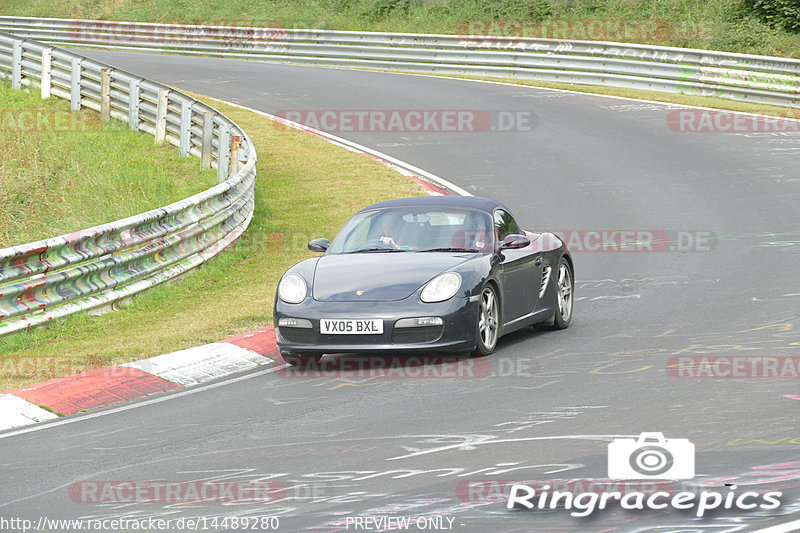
top-left (70, 57), bottom-right (83, 111)
top-left (201, 112), bottom-right (213, 170)
top-left (179, 99), bottom-right (192, 157)
top-left (41, 48), bottom-right (52, 99)
top-left (128, 79), bottom-right (141, 130)
top-left (229, 135), bottom-right (242, 175)
top-left (154, 88), bottom-right (169, 144)
top-left (217, 124), bottom-right (231, 183)
top-left (100, 68), bottom-right (111, 122)
top-left (11, 40), bottom-right (22, 90)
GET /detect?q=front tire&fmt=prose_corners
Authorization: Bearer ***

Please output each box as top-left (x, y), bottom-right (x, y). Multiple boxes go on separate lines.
top-left (535, 258), bottom-right (574, 330)
top-left (473, 284), bottom-right (500, 356)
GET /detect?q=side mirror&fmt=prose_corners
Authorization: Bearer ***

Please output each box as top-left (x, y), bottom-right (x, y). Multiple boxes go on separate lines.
top-left (308, 238), bottom-right (330, 252)
top-left (499, 234), bottom-right (531, 250)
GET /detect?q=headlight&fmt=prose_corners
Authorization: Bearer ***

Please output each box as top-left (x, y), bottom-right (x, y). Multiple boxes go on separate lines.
top-left (421, 272), bottom-right (462, 303)
top-left (278, 274), bottom-right (307, 303)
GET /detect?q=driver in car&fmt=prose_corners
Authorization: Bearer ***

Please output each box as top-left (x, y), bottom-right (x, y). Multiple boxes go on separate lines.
top-left (379, 214), bottom-right (416, 250)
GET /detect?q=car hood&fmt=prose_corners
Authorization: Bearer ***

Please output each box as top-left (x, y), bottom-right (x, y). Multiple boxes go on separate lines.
top-left (312, 252), bottom-right (475, 302)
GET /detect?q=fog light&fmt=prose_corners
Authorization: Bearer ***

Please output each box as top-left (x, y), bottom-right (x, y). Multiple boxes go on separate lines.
top-left (278, 318), bottom-right (312, 328)
top-left (395, 317), bottom-right (444, 328)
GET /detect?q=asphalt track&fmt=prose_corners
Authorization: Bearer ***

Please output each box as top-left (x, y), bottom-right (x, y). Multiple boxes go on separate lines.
top-left (2, 50), bottom-right (800, 532)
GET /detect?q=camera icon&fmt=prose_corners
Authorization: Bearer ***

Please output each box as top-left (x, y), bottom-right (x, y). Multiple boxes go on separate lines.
top-left (608, 432), bottom-right (695, 480)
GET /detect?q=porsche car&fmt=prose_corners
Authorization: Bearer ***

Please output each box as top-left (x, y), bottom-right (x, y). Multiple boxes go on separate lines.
top-left (274, 196), bottom-right (573, 366)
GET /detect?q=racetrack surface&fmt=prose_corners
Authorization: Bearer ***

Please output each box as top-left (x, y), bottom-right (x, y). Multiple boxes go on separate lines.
top-left (1, 51), bottom-right (799, 532)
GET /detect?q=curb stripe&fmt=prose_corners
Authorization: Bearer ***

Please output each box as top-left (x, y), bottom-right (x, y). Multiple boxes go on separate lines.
top-left (0, 394), bottom-right (59, 431)
top-left (122, 341), bottom-right (274, 387)
top-left (6, 367), bottom-right (181, 416)
top-left (221, 326), bottom-right (279, 358)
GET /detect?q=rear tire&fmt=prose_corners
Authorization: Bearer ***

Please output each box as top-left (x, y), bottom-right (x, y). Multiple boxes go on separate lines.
top-left (281, 352), bottom-right (323, 367)
top-left (472, 284), bottom-right (500, 356)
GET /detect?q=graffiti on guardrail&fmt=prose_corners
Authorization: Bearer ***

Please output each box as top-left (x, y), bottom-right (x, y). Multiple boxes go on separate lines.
top-left (66, 20), bottom-right (288, 47)
top-left (4, 17), bottom-right (800, 109)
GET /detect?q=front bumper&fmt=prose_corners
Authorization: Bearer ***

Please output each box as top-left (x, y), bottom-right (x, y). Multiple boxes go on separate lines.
top-left (274, 296), bottom-right (478, 356)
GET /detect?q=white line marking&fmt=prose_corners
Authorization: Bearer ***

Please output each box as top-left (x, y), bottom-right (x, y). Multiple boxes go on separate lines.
top-left (387, 434), bottom-right (633, 461)
top-left (0, 364), bottom-right (285, 441)
top-left (216, 99), bottom-right (472, 197)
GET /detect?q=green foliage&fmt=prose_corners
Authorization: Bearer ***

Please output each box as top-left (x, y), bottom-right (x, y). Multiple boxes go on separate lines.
top-left (3, 0), bottom-right (800, 56)
top-left (745, 0), bottom-right (800, 32)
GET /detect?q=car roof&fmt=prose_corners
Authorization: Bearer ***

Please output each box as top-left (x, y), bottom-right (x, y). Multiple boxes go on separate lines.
top-left (358, 195), bottom-right (511, 215)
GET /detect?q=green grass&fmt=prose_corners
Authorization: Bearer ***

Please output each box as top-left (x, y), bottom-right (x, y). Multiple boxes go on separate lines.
top-left (0, 81), bottom-right (217, 247)
top-left (2, 0), bottom-right (800, 58)
top-left (0, 92), bottom-right (424, 391)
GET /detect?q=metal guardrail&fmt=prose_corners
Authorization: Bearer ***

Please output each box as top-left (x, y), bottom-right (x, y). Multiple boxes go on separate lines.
top-left (0, 30), bottom-right (256, 336)
top-left (0, 17), bottom-right (798, 108)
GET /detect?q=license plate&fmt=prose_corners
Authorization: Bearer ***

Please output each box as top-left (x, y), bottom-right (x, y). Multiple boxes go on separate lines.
top-left (320, 319), bottom-right (383, 335)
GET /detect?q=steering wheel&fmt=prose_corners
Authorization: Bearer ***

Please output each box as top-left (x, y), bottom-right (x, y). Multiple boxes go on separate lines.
top-left (352, 238), bottom-right (398, 251)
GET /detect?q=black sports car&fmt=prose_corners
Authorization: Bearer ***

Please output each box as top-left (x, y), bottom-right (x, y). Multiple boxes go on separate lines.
top-left (274, 196), bottom-right (573, 366)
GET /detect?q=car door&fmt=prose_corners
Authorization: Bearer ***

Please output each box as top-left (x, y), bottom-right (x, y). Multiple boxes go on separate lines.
top-left (493, 209), bottom-right (542, 324)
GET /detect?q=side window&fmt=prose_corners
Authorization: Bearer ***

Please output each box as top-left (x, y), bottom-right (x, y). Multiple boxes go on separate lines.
top-left (493, 209), bottom-right (521, 241)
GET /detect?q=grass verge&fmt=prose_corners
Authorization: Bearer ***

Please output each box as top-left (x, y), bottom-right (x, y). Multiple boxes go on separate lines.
top-left (0, 92), bottom-right (424, 391)
top-left (0, 80), bottom-right (217, 247)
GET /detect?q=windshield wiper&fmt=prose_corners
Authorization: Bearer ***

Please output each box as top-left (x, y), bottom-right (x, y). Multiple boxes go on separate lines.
top-left (418, 247), bottom-right (479, 253)
top-left (343, 247), bottom-right (408, 254)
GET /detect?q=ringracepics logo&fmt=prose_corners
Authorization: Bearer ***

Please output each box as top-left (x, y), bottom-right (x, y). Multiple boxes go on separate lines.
top-left (507, 433), bottom-right (782, 517)
top-left (608, 433), bottom-right (694, 480)
top-left (274, 110), bottom-right (537, 133)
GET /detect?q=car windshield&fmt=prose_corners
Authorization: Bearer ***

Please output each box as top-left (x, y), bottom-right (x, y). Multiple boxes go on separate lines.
top-left (327, 207), bottom-right (494, 254)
